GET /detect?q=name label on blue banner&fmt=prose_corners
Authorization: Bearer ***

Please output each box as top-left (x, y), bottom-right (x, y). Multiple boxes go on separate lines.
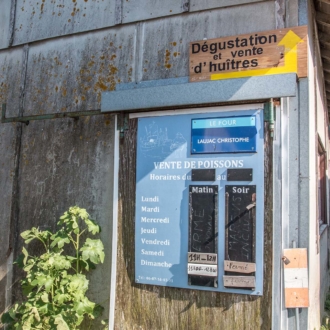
top-left (191, 116), bottom-right (257, 154)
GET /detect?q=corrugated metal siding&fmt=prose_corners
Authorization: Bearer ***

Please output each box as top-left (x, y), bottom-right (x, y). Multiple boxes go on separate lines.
top-left (122, 0), bottom-right (187, 24)
top-left (0, 1), bottom-right (11, 49)
top-left (13, 0), bottom-right (117, 45)
top-left (190, 0), bottom-right (269, 12)
top-left (0, 124), bottom-right (17, 319)
top-left (11, 0), bottom-right (275, 46)
top-left (0, 48), bottom-right (25, 117)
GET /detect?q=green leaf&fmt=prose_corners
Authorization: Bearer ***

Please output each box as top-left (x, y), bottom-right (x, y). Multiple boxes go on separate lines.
top-left (1, 311), bottom-right (15, 325)
top-left (31, 307), bottom-right (40, 322)
top-left (50, 231), bottom-right (70, 249)
top-left (54, 314), bottom-right (70, 330)
top-left (53, 292), bottom-right (70, 305)
top-left (73, 297), bottom-right (95, 316)
top-left (75, 314), bottom-right (84, 326)
top-left (77, 208), bottom-right (89, 220)
top-left (84, 218), bottom-right (100, 235)
top-left (59, 211), bottom-right (69, 221)
top-left (21, 228), bottom-right (38, 244)
top-left (49, 254), bottom-right (71, 270)
top-left (93, 304), bottom-right (104, 319)
top-left (80, 239), bottom-right (104, 264)
top-left (23, 263), bottom-right (34, 272)
top-left (21, 228), bottom-right (52, 245)
top-left (101, 319), bottom-right (109, 326)
top-left (40, 292), bottom-right (49, 303)
top-left (22, 247), bottom-right (29, 265)
top-left (22, 282), bottom-right (34, 296)
top-left (15, 253), bottom-right (25, 269)
top-left (38, 303), bottom-right (50, 315)
top-left (31, 275), bottom-right (54, 293)
top-left (68, 274), bottom-right (89, 296)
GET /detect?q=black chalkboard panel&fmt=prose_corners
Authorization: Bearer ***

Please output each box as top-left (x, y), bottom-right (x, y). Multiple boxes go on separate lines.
top-left (225, 185), bottom-right (256, 277)
top-left (191, 169), bottom-right (216, 181)
top-left (227, 168), bottom-right (253, 181)
top-left (189, 185), bottom-right (218, 287)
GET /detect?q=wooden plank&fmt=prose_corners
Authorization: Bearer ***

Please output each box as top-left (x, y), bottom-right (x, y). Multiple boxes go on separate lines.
top-left (188, 252), bottom-right (217, 265)
top-left (223, 276), bottom-right (256, 288)
top-left (285, 288), bottom-right (309, 308)
top-left (283, 248), bottom-right (309, 308)
top-left (187, 263), bottom-right (218, 277)
top-left (224, 260), bottom-right (256, 273)
top-left (189, 26), bottom-right (308, 82)
top-left (283, 248), bottom-right (308, 268)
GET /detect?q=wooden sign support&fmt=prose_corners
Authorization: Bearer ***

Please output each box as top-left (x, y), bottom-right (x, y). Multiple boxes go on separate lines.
top-left (283, 248), bottom-right (309, 308)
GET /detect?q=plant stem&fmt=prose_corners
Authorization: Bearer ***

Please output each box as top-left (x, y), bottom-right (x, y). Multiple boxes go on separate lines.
top-left (69, 234), bottom-right (77, 250)
top-left (37, 237), bottom-right (48, 252)
top-left (51, 273), bottom-right (55, 309)
top-left (76, 234), bottom-right (80, 274)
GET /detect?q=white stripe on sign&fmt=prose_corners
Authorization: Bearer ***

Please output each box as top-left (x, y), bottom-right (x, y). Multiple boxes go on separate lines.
top-left (284, 268), bottom-right (308, 288)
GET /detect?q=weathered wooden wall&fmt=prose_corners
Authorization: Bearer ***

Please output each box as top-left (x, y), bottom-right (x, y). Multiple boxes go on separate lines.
top-left (116, 119), bottom-right (273, 329)
top-left (10, 115), bottom-right (116, 329)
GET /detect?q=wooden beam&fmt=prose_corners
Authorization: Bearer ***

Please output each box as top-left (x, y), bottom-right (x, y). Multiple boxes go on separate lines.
top-left (319, 31), bottom-right (330, 46)
top-left (323, 61), bottom-right (330, 73)
top-left (315, 0), bottom-right (330, 14)
top-left (319, 40), bottom-right (330, 52)
top-left (324, 71), bottom-right (330, 82)
top-left (316, 11), bottom-right (330, 26)
top-left (321, 49), bottom-right (330, 62)
top-left (325, 83), bottom-right (330, 93)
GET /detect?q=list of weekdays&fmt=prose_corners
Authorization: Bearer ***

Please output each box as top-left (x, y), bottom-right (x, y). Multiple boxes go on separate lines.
top-left (138, 194), bottom-right (174, 283)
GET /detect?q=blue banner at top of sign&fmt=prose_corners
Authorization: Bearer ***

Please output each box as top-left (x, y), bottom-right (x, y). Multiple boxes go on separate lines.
top-left (191, 115), bottom-right (257, 154)
top-left (192, 116), bottom-right (256, 129)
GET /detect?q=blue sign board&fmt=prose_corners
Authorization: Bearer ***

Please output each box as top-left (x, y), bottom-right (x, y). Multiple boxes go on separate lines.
top-left (135, 108), bottom-right (264, 295)
top-left (191, 116), bottom-right (257, 154)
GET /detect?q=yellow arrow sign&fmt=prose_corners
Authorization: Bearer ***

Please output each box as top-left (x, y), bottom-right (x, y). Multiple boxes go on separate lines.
top-left (210, 30), bottom-right (304, 80)
top-left (189, 26), bottom-right (307, 82)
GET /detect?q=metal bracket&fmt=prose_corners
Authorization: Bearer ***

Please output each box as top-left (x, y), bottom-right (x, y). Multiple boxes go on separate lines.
top-left (264, 99), bottom-right (279, 138)
top-left (1, 103), bottom-right (105, 125)
top-left (117, 112), bottom-right (129, 138)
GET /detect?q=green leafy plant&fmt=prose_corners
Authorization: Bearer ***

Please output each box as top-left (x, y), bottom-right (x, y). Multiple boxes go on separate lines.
top-left (1, 206), bottom-right (105, 330)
